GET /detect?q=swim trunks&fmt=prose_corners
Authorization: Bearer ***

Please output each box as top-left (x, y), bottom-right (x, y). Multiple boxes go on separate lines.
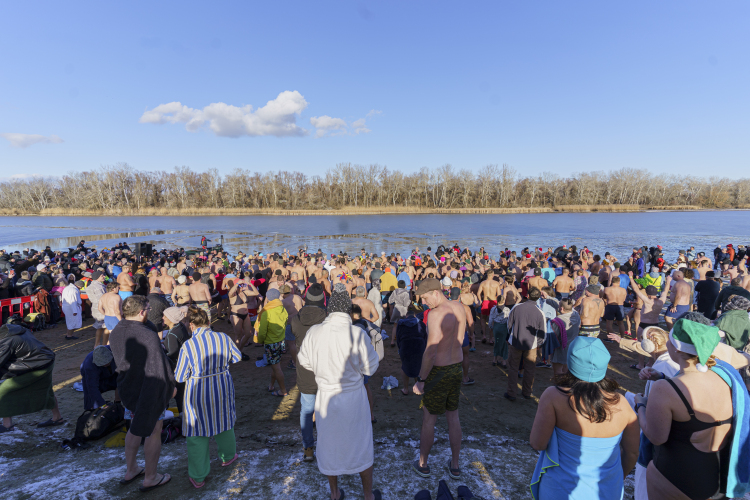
top-left (104, 315), bottom-right (120, 331)
top-left (230, 312), bottom-right (248, 321)
top-left (480, 300), bottom-right (497, 316)
top-left (118, 291), bottom-right (133, 300)
top-left (580, 324), bottom-right (600, 338)
top-left (555, 292), bottom-right (570, 300)
top-left (603, 304), bottom-right (625, 321)
top-left (420, 362), bottom-right (463, 415)
top-left (639, 322), bottom-right (659, 330)
top-left (195, 301), bottom-right (212, 323)
top-left (665, 304), bottom-right (690, 319)
top-left (264, 340), bottom-right (286, 365)
top-left (462, 330), bottom-right (470, 347)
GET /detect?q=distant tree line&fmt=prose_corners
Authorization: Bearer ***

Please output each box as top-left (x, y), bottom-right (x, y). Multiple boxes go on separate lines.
top-left (1, 162), bottom-right (749, 213)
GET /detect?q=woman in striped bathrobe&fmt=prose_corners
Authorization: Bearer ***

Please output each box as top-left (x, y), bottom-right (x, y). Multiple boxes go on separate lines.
top-left (175, 306), bottom-right (242, 489)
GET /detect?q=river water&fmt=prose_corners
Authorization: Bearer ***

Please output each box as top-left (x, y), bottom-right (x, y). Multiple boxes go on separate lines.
top-left (0, 211), bottom-right (746, 261)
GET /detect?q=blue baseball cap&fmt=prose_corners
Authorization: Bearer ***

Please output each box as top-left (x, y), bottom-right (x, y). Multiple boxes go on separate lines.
top-left (567, 336), bottom-right (610, 382)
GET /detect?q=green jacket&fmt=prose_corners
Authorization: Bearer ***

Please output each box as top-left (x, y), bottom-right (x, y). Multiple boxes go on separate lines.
top-left (715, 309), bottom-right (750, 350)
top-left (255, 299), bottom-right (288, 345)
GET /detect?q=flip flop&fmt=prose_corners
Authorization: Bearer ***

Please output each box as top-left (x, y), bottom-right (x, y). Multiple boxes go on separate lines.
top-left (373, 489), bottom-right (382, 500)
top-left (119, 468), bottom-right (145, 485)
top-left (36, 418), bottom-right (65, 428)
top-left (270, 390), bottom-right (288, 397)
top-left (189, 477), bottom-right (205, 489)
top-left (335, 489), bottom-right (346, 500)
top-left (629, 364), bottom-right (642, 370)
top-left (0, 424), bottom-right (15, 434)
top-left (139, 473), bottom-right (171, 492)
top-left (222, 454), bottom-right (238, 467)
top-left (401, 389), bottom-right (409, 396)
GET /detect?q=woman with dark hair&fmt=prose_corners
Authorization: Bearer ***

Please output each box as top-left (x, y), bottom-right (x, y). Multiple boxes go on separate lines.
top-left (175, 306), bottom-right (242, 489)
top-left (529, 337), bottom-right (639, 499)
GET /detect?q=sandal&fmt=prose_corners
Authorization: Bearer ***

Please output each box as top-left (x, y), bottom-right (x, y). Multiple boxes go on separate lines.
top-left (270, 390), bottom-right (288, 397)
top-left (139, 473), bottom-right (171, 492)
top-left (221, 454), bottom-right (238, 467)
top-left (401, 388), bottom-right (409, 396)
top-left (629, 364), bottom-right (642, 370)
top-left (119, 468), bottom-right (144, 485)
top-left (37, 418), bottom-right (65, 428)
top-left (0, 424), bottom-right (15, 434)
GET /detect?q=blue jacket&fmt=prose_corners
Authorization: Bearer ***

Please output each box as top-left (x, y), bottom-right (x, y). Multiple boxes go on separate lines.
top-left (80, 347), bottom-right (118, 409)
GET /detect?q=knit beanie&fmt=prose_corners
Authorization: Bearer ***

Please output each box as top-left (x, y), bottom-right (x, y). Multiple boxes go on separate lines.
top-left (328, 283), bottom-right (352, 314)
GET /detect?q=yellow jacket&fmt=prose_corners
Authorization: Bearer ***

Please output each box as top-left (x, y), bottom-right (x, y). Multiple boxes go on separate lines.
top-left (255, 299), bottom-right (288, 345)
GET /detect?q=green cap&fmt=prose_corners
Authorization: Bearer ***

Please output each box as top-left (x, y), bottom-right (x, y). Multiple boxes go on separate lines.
top-left (670, 319), bottom-right (720, 370)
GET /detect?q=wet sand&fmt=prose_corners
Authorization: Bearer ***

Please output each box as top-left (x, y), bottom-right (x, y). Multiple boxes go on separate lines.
top-left (1, 315), bottom-right (648, 499)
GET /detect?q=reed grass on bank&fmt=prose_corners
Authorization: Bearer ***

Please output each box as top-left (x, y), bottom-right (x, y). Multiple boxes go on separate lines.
top-left (0, 204), bottom-right (733, 217)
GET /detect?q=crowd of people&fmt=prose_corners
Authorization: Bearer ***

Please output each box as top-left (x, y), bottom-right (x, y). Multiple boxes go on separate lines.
top-left (2, 238), bottom-right (750, 499)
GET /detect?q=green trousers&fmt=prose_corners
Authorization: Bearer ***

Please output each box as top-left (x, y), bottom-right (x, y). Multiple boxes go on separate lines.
top-left (186, 428), bottom-right (236, 482)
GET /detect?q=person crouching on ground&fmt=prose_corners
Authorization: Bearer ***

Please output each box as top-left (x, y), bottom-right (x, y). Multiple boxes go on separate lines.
top-left (0, 323), bottom-right (65, 432)
top-left (176, 306), bottom-right (242, 489)
top-left (109, 295), bottom-right (176, 493)
top-left (298, 283), bottom-right (382, 500)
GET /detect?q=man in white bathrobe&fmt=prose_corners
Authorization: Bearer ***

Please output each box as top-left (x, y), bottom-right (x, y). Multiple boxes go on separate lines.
top-left (61, 280), bottom-right (83, 340)
top-left (298, 284), bottom-right (382, 500)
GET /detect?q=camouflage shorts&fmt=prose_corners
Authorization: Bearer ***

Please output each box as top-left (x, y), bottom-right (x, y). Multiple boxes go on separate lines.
top-left (420, 362), bottom-right (463, 415)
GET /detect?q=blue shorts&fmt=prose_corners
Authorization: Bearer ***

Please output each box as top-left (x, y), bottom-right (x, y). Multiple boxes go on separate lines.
top-left (104, 315), bottom-right (120, 331)
top-left (462, 331), bottom-right (470, 347)
top-left (364, 375), bottom-right (370, 385)
top-left (665, 304), bottom-right (690, 319)
top-left (118, 291), bottom-right (133, 300)
top-left (603, 304), bottom-right (624, 321)
top-left (220, 294), bottom-right (229, 300)
top-left (284, 324), bottom-right (295, 342)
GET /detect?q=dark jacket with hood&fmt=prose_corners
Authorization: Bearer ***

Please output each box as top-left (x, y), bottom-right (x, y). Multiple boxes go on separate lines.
top-left (14, 279), bottom-right (34, 297)
top-left (146, 292), bottom-right (170, 330)
top-left (109, 319), bottom-right (176, 437)
top-left (0, 324), bottom-right (55, 379)
top-left (290, 305), bottom-right (327, 394)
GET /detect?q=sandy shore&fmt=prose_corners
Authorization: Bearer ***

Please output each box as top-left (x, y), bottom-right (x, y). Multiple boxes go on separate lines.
top-left (0, 204), bottom-right (709, 217)
top-left (0, 314), bottom-right (653, 499)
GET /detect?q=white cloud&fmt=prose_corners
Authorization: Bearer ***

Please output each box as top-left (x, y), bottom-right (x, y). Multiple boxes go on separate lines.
top-left (310, 115), bottom-right (348, 138)
top-left (366, 109), bottom-right (382, 118)
top-left (139, 91), bottom-right (309, 138)
top-left (0, 133), bottom-right (63, 148)
top-left (351, 118), bottom-right (370, 135)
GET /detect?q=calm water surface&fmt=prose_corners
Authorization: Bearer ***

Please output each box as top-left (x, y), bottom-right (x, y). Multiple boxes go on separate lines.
top-left (0, 211), bottom-right (747, 261)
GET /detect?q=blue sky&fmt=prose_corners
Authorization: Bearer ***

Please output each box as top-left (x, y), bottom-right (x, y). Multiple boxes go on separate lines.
top-left (1, 1), bottom-right (748, 178)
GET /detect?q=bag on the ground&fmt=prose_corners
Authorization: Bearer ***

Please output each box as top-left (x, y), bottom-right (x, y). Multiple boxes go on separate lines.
top-left (24, 312), bottom-right (46, 331)
top-left (74, 401), bottom-right (125, 441)
top-left (160, 417), bottom-right (182, 444)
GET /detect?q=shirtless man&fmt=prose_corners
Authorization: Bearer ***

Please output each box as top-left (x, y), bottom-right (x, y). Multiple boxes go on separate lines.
top-left (552, 269), bottom-right (575, 299)
top-left (602, 277), bottom-right (627, 337)
top-left (503, 275), bottom-right (521, 306)
top-left (188, 271), bottom-right (213, 322)
top-left (228, 276), bottom-right (260, 357)
top-left (172, 275), bottom-right (191, 306)
top-left (117, 264), bottom-right (135, 300)
top-left (477, 271), bottom-right (503, 343)
top-left (147, 268), bottom-right (160, 291)
top-left (98, 282), bottom-right (122, 344)
top-left (352, 286), bottom-right (380, 323)
top-left (612, 273), bottom-right (665, 369)
top-left (527, 268), bottom-right (547, 295)
top-left (665, 270), bottom-right (691, 328)
top-left (412, 278), bottom-right (466, 479)
top-left (578, 285), bottom-right (605, 338)
top-left (281, 285), bottom-right (305, 369)
top-left (158, 267), bottom-right (176, 305)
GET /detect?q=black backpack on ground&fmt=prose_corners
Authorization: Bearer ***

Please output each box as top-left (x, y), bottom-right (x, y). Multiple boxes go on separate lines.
top-left (74, 401), bottom-right (125, 441)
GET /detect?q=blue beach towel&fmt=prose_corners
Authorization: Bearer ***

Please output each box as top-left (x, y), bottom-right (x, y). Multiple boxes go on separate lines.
top-left (711, 359), bottom-right (750, 497)
top-left (529, 427), bottom-right (624, 500)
